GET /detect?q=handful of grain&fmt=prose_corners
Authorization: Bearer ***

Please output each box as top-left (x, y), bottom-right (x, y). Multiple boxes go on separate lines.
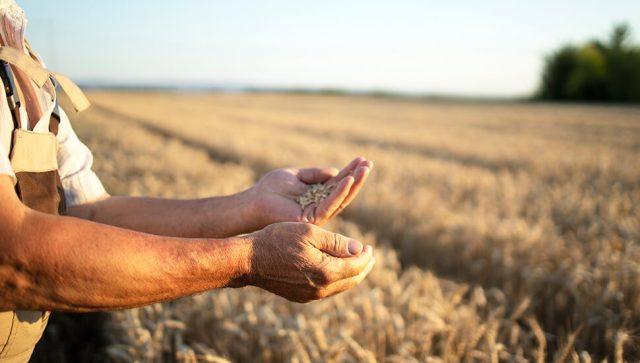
top-left (295, 183), bottom-right (335, 208)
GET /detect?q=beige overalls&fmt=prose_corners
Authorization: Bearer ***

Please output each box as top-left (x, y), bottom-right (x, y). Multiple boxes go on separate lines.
top-left (0, 45), bottom-right (90, 363)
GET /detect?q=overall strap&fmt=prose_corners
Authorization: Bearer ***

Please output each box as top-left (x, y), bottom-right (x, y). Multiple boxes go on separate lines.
top-left (0, 45), bottom-right (91, 113)
top-left (48, 77), bottom-right (61, 136)
top-left (0, 60), bottom-right (21, 131)
top-left (0, 47), bottom-right (49, 86)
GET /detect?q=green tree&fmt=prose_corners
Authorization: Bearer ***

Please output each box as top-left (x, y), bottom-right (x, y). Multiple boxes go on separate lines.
top-left (605, 24), bottom-right (640, 102)
top-left (538, 45), bottom-right (579, 100)
top-left (537, 23), bottom-right (640, 103)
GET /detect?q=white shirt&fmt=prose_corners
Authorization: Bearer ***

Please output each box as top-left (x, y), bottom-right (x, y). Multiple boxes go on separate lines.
top-left (0, 80), bottom-right (107, 207)
top-left (0, 0), bottom-right (106, 206)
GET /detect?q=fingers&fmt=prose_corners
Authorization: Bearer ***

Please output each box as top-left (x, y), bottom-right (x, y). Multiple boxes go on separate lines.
top-left (309, 245), bottom-right (373, 297)
top-left (306, 226), bottom-right (372, 280)
top-left (329, 160), bottom-right (373, 219)
top-left (297, 157), bottom-right (373, 225)
top-left (313, 176), bottom-right (354, 224)
top-left (297, 167), bottom-right (339, 184)
top-left (326, 245), bottom-right (373, 280)
top-left (313, 228), bottom-right (364, 258)
top-left (301, 203), bottom-right (316, 223)
top-left (318, 255), bottom-right (376, 299)
top-left (256, 222), bottom-right (375, 303)
top-left (327, 157), bottom-right (365, 185)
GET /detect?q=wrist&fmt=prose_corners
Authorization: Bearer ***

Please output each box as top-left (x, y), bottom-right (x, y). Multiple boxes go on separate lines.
top-left (196, 187), bottom-right (262, 238)
top-left (239, 186), bottom-right (270, 230)
top-left (225, 233), bottom-right (256, 287)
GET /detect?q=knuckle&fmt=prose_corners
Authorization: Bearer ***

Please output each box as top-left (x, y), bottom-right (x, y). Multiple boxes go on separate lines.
top-left (332, 232), bottom-right (341, 252)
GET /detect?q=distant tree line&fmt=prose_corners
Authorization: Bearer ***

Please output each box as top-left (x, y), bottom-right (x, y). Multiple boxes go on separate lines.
top-left (537, 23), bottom-right (640, 102)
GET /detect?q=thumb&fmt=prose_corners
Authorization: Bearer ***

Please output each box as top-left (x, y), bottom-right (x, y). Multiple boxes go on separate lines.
top-left (314, 230), bottom-right (364, 258)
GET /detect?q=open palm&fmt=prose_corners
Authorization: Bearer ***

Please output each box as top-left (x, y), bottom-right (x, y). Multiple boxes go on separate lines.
top-left (253, 157), bottom-right (373, 226)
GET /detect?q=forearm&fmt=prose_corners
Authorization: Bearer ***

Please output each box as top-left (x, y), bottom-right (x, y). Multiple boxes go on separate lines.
top-left (1, 208), bottom-right (252, 312)
top-left (67, 189), bottom-right (261, 238)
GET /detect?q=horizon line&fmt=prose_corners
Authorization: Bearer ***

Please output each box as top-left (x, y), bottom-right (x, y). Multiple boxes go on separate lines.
top-left (76, 79), bottom-right (532, 101)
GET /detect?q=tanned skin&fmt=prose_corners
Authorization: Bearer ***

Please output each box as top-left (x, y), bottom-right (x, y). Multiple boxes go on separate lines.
top-left (0, 158), bottom-right (375, 311)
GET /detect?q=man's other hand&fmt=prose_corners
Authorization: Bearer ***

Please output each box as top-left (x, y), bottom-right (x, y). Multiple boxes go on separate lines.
top-left (242, 222), bottom-right (375, 303)
top-left (251, 157), bottom-right (373, 226)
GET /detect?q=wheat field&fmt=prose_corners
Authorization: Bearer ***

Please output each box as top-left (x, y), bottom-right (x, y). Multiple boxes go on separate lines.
top-left (42, 92), bottom-right (640, 362)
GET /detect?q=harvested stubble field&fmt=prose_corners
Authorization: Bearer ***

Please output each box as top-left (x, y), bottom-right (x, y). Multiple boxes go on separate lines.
top-left (50, 92), bottom-right (639, 362)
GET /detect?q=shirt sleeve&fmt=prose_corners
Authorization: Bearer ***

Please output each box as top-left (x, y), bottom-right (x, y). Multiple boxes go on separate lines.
top-left (56, 107), bottom-right (108, 206)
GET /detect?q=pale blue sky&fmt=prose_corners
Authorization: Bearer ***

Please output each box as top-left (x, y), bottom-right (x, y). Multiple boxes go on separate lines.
top-left (20, 0), bottom-right (640, 97)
